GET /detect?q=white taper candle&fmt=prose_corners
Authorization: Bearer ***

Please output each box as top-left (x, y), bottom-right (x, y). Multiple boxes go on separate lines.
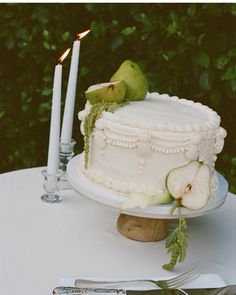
top-left (47, 64), bottom-right (62, 175)
top-left (60, 40), bottom-right (80, 144)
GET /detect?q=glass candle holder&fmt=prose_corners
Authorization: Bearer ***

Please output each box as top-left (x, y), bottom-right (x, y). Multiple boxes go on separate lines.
top-left (41, 169), bottom-right (63, 203)
top-left (59, 138), bottom-right (76, 190)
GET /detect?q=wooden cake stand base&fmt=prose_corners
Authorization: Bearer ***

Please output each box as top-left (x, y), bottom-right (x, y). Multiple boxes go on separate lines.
top-left (117, 213), bottom-right (169, 242)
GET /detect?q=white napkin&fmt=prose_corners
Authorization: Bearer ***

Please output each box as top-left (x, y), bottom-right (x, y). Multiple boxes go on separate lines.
top-left (181, 274), bottom-right (226, 288)
top-left (59, 274), bottom-right (226, 290)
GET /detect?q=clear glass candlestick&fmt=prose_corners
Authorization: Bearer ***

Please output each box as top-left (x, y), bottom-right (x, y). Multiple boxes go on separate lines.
top-left (41, 169), bottom-right (63, 203)
top-left (59, 138), bottom-right (76, 190)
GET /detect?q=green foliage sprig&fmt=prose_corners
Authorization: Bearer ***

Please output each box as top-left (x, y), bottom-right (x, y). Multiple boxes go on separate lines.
top-left (163, 204), bottom-right (189, 271)
top-left (83, 102), bottom-right (118, 168)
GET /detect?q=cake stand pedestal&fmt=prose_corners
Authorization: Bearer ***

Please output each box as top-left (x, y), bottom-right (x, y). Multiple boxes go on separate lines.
top-left (117, 213), bottom-right (168, 241)
top-left (67, 154), bottom-right (228, 241)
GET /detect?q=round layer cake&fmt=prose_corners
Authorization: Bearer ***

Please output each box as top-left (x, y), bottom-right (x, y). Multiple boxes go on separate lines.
top-left (78, 92), bottom-right (226, 200)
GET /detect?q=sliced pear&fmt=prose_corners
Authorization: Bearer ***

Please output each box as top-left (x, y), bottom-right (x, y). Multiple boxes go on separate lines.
top-left (167, 161), bottom-right (211, 210)
top-left (123, 191), bottom-right (173, 209)
top-left (110, 60), bottom-right (148, 101)
top-left (85, 81), bottom-right (127, 105)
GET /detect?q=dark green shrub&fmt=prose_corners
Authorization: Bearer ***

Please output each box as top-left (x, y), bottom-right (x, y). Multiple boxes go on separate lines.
top-left (0, 3), bottom-right (235, 192)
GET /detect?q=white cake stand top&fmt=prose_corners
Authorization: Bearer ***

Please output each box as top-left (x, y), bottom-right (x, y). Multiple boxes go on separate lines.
top-left (67, 155), bottom-right (228, 219)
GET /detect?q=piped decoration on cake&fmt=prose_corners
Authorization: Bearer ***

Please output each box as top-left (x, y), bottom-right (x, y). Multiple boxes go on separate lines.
top-left (137, 132), bottom-right (151, 158)
top-left (102, 92), bottom-right (221, 133)
top-left (184, 133), bottom-right (201, 161)
top-left (93, 130), bottom-right (106, 165)
top-left (82, 60), bottom-right (149, 168)
top-left (214, 127), bottom-right (227, 154)
top-left (83, 102), bottom-right (118, 168)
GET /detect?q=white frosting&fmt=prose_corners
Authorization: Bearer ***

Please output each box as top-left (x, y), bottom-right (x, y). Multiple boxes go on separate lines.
top-left (102, 93), bottom-right (220, 133)
top-left (78, 92), bottom-right (226, 207)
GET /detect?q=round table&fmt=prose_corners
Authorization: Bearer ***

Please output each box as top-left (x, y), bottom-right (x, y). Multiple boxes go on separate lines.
top-left (0, 167), bottom-right (236, 295)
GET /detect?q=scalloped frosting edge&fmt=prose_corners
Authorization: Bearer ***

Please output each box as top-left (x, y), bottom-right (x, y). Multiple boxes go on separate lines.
top-left (79, 92), bottom-right (222, 133)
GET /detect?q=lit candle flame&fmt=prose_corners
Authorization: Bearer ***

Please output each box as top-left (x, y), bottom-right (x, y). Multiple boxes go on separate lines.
top-left (58, 48), bottom-right (71, 64)
top-left (77, 29), bottom-right (91, 40)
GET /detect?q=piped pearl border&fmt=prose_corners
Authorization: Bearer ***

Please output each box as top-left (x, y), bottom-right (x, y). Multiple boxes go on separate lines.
top-left (108, 93), bottom-right (220, 133)
top-left (79, 93), bottom-right (221, 134)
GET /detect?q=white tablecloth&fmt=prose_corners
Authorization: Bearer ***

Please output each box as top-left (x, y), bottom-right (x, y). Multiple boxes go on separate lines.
top-left (0, 167), bottom-right (236, 295)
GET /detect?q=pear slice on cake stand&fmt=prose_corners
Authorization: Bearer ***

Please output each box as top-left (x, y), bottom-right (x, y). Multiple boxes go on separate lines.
top-left (167, 161), bottom-right (211, 210)
top-left (117, 161), bottom-right (212, 241)
top-left (67, 156), bottom-right (228, 242)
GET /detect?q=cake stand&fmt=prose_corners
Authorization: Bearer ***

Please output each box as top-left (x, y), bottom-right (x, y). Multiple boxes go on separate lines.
top-left (67, 154), bottom-right (229, 241)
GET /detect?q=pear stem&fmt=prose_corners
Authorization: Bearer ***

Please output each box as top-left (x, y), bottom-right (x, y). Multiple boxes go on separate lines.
top-left (169, 200), bottom-right (180, 215)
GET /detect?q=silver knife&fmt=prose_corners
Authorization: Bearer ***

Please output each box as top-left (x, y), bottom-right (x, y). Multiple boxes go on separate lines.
top-left (52, 286), bottom-right (236, 295)
top-left (53, 287), bottom-right (126, 295)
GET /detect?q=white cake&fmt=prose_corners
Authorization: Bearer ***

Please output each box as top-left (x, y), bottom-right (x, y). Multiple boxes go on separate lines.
top-left (78, 92), bottom-right (226, 206)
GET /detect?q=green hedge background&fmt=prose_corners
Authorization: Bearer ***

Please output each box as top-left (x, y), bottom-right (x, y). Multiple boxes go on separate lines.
top-left (1, 3), bottom-right (236, 192)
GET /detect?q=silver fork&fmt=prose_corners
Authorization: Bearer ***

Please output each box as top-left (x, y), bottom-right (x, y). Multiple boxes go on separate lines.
top-left (74, 267), bottom-right (200, 289)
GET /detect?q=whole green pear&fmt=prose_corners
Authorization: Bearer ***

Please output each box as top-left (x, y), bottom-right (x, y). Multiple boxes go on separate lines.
top-left (85, 81), bottom-right (127, 105)
top-left (110, 60), bottom-right (148, 101)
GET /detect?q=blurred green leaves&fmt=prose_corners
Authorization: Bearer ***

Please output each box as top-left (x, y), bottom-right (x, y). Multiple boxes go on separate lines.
top-left (121, 26), bottom-right (136, 36)
top-left (221, 65), bottom-right (236, 80)
top-left (0, 3), bottom-right (235, 193)
top-left (38, 102), bottom-right (51, 122)
top-left (196, 52), bottom-right (210, 69)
